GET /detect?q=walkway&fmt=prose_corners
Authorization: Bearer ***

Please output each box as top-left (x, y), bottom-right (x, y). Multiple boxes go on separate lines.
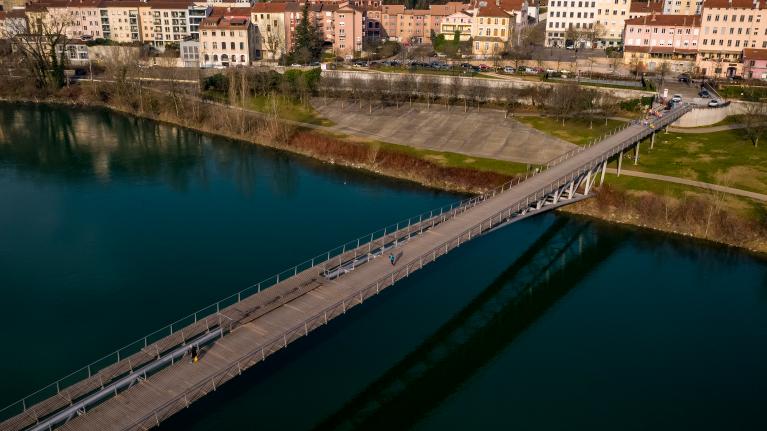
top-left (608, 168), bottom-right (767, 202)
top-left (668, 122), bottom-right (762, 134)
top-left (0, 105), bottom-right (691, 431)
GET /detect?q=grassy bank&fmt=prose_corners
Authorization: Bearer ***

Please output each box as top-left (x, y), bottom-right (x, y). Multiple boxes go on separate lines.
top-left (616, 129), bottom-right (767, 195)
top-left (2, 81), bottom-right (765, 254)
top-left (516, 116), bottom-right (624, 146)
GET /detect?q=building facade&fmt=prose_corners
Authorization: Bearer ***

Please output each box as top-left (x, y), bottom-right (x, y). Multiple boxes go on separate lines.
top-left (622, 13), bottom-right (700, 72)
top-left (199, 6), bottom-right (257, 67)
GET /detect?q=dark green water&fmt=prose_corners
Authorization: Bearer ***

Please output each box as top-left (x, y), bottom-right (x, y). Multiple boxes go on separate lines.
top-left (1, 103), bottom-right (766, 430)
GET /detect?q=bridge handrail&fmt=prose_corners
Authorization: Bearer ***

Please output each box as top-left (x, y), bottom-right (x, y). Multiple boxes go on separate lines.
top-left (119, 107), bottom-right (691, 428)
top-left (0, 144), bottom-right (545, 422)
top-left (0, 104), bottom-right (691, 424)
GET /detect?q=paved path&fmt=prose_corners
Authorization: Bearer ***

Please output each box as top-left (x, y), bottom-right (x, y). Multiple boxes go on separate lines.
top-left (608, 168), bottom-right (767, 202)
top-left (668, 122), bottom-right (762, 134)
top-left (314, 99), bottom-right (577, 164)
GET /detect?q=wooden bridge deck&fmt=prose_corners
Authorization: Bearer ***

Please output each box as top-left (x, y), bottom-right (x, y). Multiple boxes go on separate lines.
top-left (1, 105), bottom-right (690, 431)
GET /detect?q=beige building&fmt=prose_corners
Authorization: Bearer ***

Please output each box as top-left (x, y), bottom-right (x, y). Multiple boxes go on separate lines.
top-left (440, 10), bottom-right (473, 41)
top-left (471, 3), bottom-right (513, 55)
top-left (199, 7), bottom-right (257, 67)
top-left (595, 0), bottom-right (630, 46)
top-left (150, 2), bottom-right (192, 48)
top-left (251, 2), bottom-right (290, 61)
top-left (100, 0), bottom-right (151, 43)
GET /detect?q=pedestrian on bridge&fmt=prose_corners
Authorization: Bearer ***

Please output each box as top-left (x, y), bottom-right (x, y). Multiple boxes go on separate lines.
top-left (190, 345), bottom-right (199, 364)
top-left (389, 253), bottom-right (395, 265)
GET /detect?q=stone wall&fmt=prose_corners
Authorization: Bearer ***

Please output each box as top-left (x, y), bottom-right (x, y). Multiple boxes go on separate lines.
top-left (673, 100), bottom-right (754, 127)
top-left (322, 69), bottom-right (655, 102)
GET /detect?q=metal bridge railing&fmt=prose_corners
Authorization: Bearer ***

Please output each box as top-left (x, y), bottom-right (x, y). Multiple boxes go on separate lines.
top-left (0, 103), bottom-right (692, 425)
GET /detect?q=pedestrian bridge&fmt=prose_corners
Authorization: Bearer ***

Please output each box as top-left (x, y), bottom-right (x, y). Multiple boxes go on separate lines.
top-left (0, 104), bottom-right (692, 431)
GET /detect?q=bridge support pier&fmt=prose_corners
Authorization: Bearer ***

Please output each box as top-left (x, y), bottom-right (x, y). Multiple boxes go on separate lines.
top-left (634, 143), bottom-right (640, 165)
top-left (600, 160), bottom-right (607, 186)
top-left (617, 150), bottom-right (623, 176)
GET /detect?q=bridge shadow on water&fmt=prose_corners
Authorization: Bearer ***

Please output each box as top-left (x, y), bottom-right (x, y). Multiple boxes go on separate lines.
top-left (312, 218), bottom-right (625, 431)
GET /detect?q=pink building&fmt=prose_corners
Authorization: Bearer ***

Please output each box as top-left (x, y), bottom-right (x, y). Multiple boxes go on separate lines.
top-left (333, 2), bottom-right (364, 56)
top-left (743, 48), bottom-right (767, 79)
top-left (622, 13), bottom-right (701, 72)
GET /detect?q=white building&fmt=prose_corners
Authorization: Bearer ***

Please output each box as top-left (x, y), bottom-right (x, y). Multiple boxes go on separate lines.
top-left (199, 7), bottom-right (258, 67)
top-left (545, 0), bottom-right (596, 47)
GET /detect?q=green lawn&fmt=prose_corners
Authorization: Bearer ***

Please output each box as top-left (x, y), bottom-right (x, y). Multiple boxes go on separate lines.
top-left (245, 95), bottom-right (332, 126)
top-left (378, 141), bottom-right (529, 176)
top-left (615, 129), bottom-right (767, 194)
top-left (203, 91), bottom-right (331, 126)
top-left (718, 85), bottom-right (767, 102)
top-left (516, 116), bottom-right (625, 146)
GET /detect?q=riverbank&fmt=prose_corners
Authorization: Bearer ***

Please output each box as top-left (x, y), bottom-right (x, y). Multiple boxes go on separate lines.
top-left (1, 87), bottom-right (765, 256)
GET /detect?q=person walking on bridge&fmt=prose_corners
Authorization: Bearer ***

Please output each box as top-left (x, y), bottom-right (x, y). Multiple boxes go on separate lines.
top-left (389, 253), bottom-right (395, 265)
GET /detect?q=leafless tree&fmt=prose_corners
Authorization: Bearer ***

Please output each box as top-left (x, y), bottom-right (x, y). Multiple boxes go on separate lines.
top-left (401, 73), bottom-right (417, 107)
top-left (446, 76), bottom-right (462, 111)
top-left (264, 26), bottom-right (285, 63)
top-left (742, 102), bottom-right (767, 148)
top-left (421, 76), bottom-right (439, 110)
top-left (500, 86), bottom-right (520, 118)
top-left (7, 8), bottom-right (72, 89)
top-left (348, 76), bottom-right (365, 110)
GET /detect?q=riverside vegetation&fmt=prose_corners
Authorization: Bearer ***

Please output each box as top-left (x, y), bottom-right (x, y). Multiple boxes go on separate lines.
top-left (0, 63), bottom-right (765, 254)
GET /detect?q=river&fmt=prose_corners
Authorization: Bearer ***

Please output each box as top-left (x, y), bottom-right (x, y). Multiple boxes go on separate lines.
top-left (1, 103), bottom-right (766, 430)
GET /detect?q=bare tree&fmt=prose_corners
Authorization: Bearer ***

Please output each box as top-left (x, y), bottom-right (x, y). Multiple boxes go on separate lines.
top-left (421, 76), bottom-right (439, 110)
top-left (8, 8), bottom-right (72, 89)
top-left (446, 76), bottom-right (462, 111)
top-left (264, 26), bottom-right (285, 63)
top-left (401, 73), bottom-right (417, 107)
top-left (500, 86), bottom-right (520, 118)
top-left (742, 102), bottom-right (767, 148)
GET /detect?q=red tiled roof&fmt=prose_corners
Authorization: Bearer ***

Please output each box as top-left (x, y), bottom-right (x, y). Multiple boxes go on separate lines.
top-left (624, 45), bottom-right (696, 54)
top-left (624, 13), bottom-right (701, 27)
top-left (629, 0), bottom-right (663, 14)
top-left (208, 6), bottom-right (252, 17)
top-left (477, 3), bottom-right (512, 17)
top-left (703, 0), bottom-right (767, 9)
top-left (252, 1), bottom-right (292, 12)
top-left (743, 48), bottom-right (767, 60)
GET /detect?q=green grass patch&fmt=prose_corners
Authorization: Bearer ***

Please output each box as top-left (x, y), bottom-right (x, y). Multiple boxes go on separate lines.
top-left (718, 85), bottom-right (767, 102)
top-left (377, 141), bottom-right (529, 176)
top-left (621, 129), bottom-right (767, 194)
top-left (204, 90), bottom-right (331, 126)
top-left (516, 116), bottom-right (624, 146)
top-left (245, 95), bottom-right (332, 126)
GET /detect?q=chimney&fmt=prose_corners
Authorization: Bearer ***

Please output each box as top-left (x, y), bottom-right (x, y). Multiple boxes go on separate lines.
top-left (651, 10), bottom-right (656, 21)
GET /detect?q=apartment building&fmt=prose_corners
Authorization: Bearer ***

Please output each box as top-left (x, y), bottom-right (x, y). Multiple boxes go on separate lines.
top-left (100, 0), bottom-right (151, 43)
top-left (440, 10), bottom-right (473, 41)
top-left (334, 3), bottom-right (364, 56)
top-left (595, 0), bottom-right (630, 45)
top-left (622, 13), bottom-right (700, 71)
top-left (662, 0), bottom-right (702, 15)
top-left (251, 2), bottom-right (291, 60)
top-left (199, 6), bottom-right (257, 66)
top-left (697, 0), bottom-right (767, 76)
top-left (151, 2), bottom-right (191, 47)
top-left (471, 3), bottom-right (513, 55)
top-left (545, 0), bottom-right (596, 46)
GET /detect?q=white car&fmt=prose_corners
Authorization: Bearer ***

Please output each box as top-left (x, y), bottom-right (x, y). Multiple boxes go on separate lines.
top-left (708, 99), bottom-right (722, 107)
top-left (671, 94), bottom-right (682, 102)
top-left (503, 66), bottom-right (515, 73)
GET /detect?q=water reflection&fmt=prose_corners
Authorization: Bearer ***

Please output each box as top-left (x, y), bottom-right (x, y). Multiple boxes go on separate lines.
top-left (314, 219), bottom-right (626, 430)
top-left (0, 102), bottom-right (445, 200)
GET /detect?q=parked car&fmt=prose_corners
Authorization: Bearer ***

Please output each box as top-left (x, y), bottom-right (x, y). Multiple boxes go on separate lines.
top-left (728, 75), bottom-right (744, 81)
top-left (671, 94), bottom-right (682, 102)
top-left (460, 62), bottom-right (472, 69)
top-left (559, 69), bottom-right (571, 74)
top-left (545, 68), bottom-right (556, 73)
top-left (524, 67), bottom-right (537, 74)
top-left (708, 99), bottom-right (722, 107)
top-left (698, 89), bottom-right (711, 98)
top-left (677, 73), bottom-right (691, 83)
top-left (503, 66), bottom-right (515, 73)
top-left (478, 64), bottom-right (491, 71)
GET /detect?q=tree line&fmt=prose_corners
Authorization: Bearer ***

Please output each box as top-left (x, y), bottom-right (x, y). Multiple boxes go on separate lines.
top-left (318, 73), bottom-right (621, 126)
